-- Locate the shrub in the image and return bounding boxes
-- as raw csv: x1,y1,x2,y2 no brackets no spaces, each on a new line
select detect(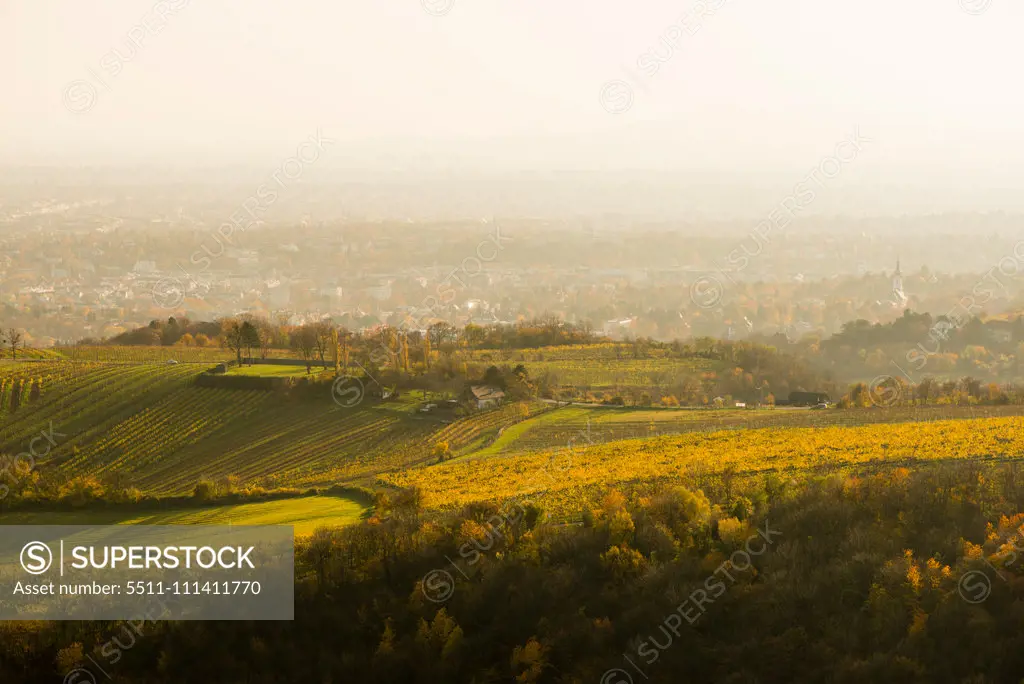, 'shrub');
58,477,106,507
193,479,217,502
